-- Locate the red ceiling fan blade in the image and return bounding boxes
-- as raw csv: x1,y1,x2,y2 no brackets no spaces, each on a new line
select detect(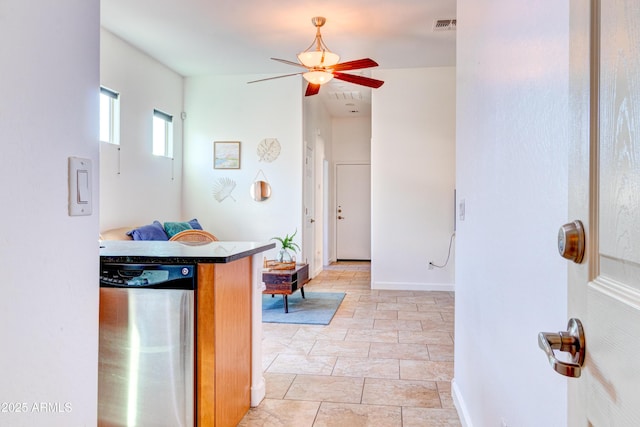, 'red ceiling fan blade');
271,57,308,69
333,72,385,89
247,72,304,84
305,83,321,96
329,58,379,72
